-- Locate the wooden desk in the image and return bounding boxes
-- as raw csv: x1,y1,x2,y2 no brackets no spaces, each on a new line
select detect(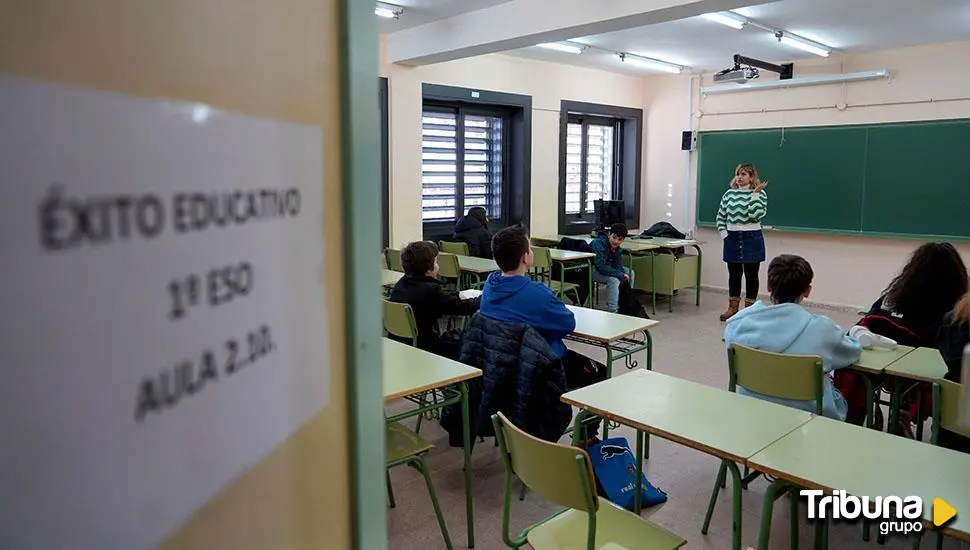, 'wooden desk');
562,369,814,550
381,268,403,288
853,345,916,375
628,236,703,313
548,249,595,307
455,255,497,289
885,346,948,382
748,415,970,546
383,339,482,547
